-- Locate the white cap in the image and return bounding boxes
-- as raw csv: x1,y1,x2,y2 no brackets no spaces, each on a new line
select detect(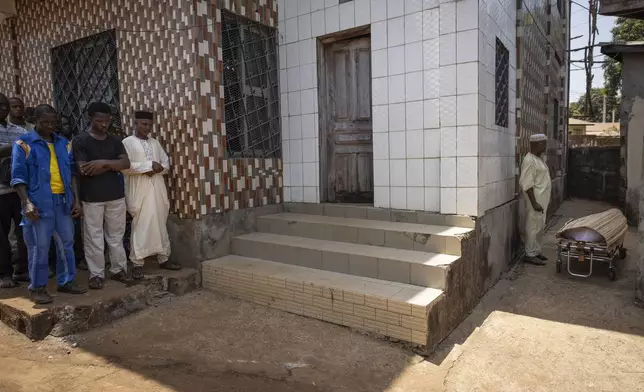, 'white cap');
529,134,547,142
